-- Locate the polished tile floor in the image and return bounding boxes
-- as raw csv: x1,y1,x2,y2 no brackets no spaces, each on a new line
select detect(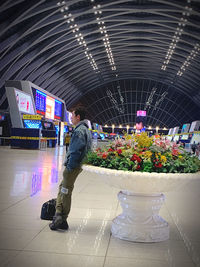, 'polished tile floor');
0,146,200,267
